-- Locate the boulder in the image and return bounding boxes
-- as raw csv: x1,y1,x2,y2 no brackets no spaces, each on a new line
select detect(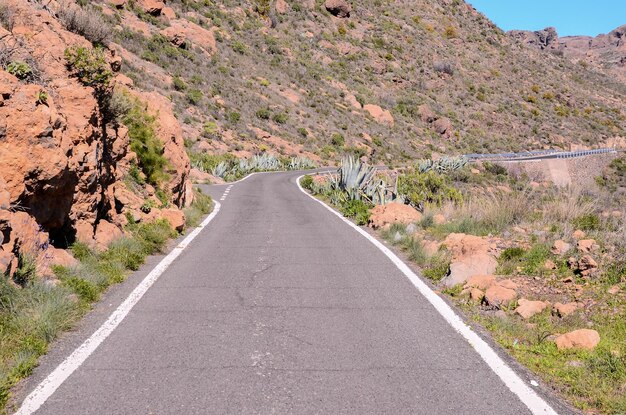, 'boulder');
551,240,571,255
368,203,422,230
440,233,497,287
515,299,549,319
94,220,124,250
160,208,185,232
484,285,517,308
363,104,394,125
417,104,436,123
433,117,453,138
324,0,351,18
136,0,165,15
469,288,484,302
555,329,600,351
